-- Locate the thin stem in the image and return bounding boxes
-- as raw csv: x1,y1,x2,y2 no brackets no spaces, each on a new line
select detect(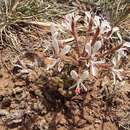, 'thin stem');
91,27,100,46
71,17,80,58
73,32,80,57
